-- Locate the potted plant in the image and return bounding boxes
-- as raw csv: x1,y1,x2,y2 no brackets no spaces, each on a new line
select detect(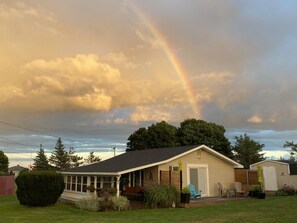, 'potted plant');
256,166,266,199
87,184,95,192
180,186,191,203
249,184,261,197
